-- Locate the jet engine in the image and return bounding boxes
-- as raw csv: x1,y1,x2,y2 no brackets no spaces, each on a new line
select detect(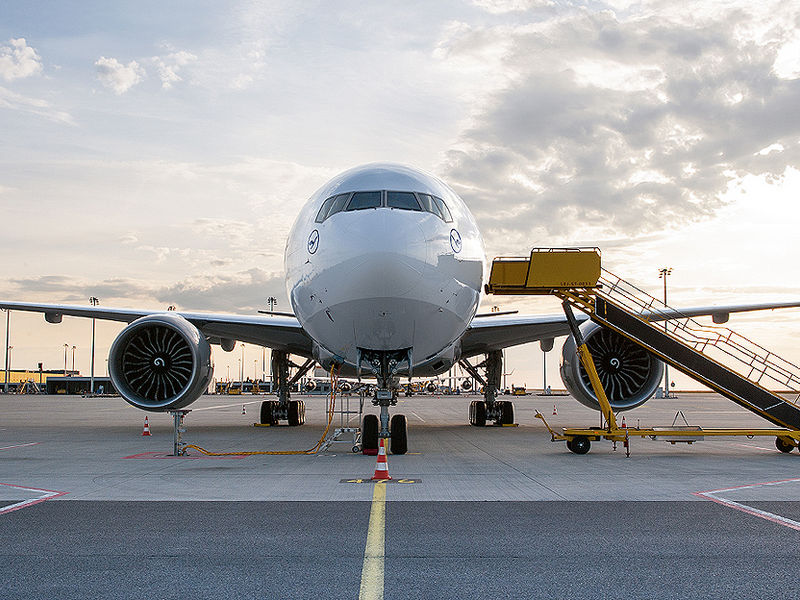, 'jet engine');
304,380,317,392
425,382,437,393
461,379,473,391
339,381,352,393
109,313,213,411
560,322,663,412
